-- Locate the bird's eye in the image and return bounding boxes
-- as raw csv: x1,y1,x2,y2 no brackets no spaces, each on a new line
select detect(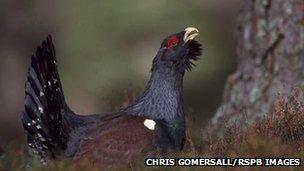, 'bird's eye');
166,36,179,48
